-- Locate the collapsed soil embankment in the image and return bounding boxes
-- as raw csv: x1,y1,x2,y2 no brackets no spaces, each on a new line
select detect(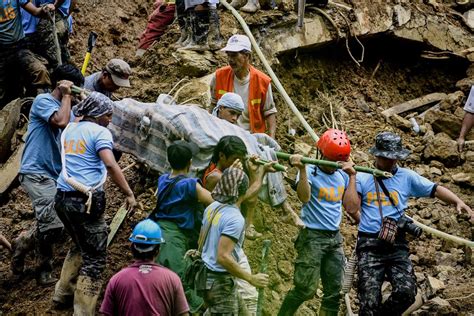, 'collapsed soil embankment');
1,0,473,315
